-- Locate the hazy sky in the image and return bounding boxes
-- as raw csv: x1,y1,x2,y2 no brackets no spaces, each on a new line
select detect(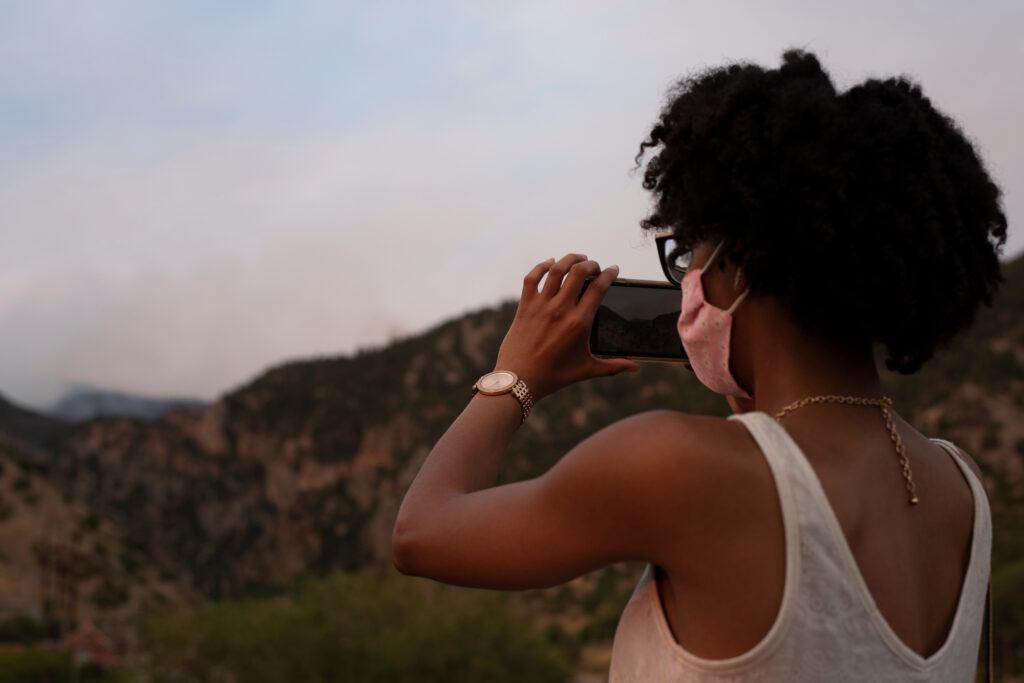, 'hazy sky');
2,2,1021,410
